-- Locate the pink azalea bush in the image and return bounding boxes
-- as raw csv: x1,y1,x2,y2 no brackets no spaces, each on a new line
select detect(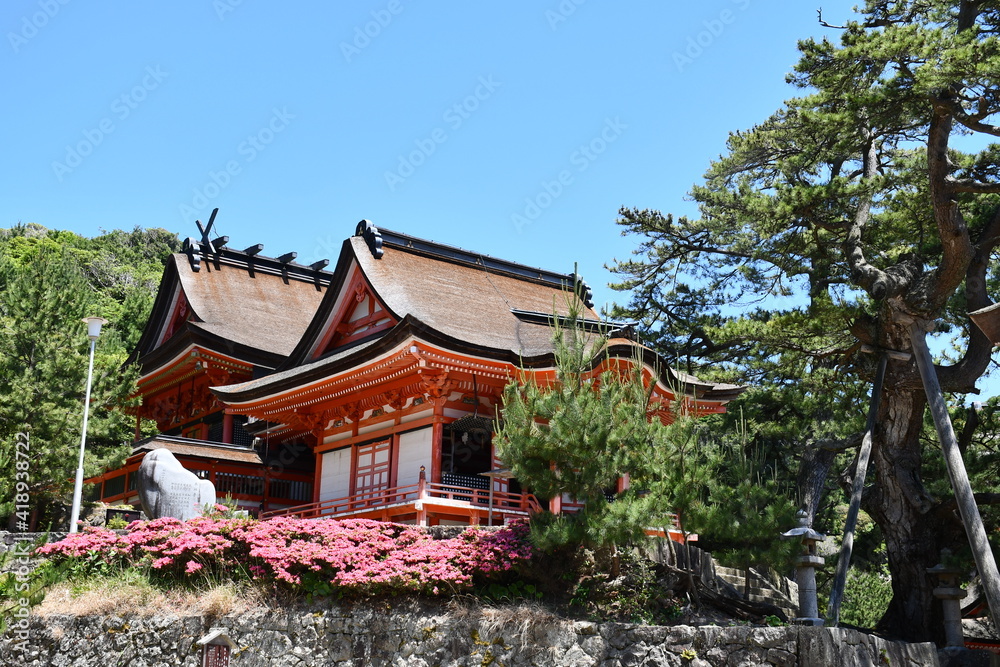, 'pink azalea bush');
36,517,533,598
